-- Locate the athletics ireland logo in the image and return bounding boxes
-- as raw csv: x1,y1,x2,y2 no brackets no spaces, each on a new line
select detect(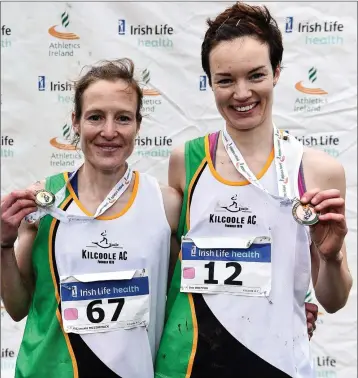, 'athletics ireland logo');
48,11,79,40
142,69,160,96
295,67,327,95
